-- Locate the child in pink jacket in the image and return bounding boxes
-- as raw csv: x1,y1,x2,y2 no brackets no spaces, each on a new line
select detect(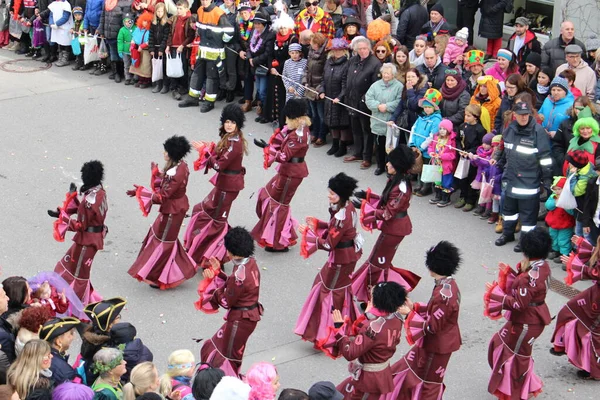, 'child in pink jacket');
443,27,469,70
428,119,458,207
